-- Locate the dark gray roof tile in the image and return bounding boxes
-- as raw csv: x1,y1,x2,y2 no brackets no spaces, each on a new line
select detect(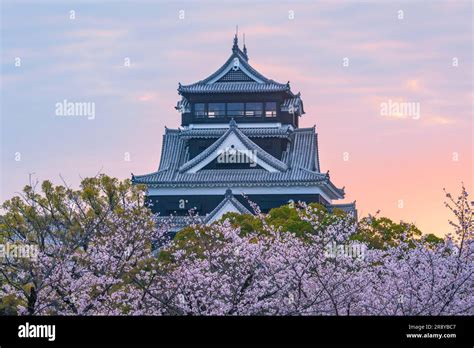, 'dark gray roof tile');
178,123,288,173
132,125,344,199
